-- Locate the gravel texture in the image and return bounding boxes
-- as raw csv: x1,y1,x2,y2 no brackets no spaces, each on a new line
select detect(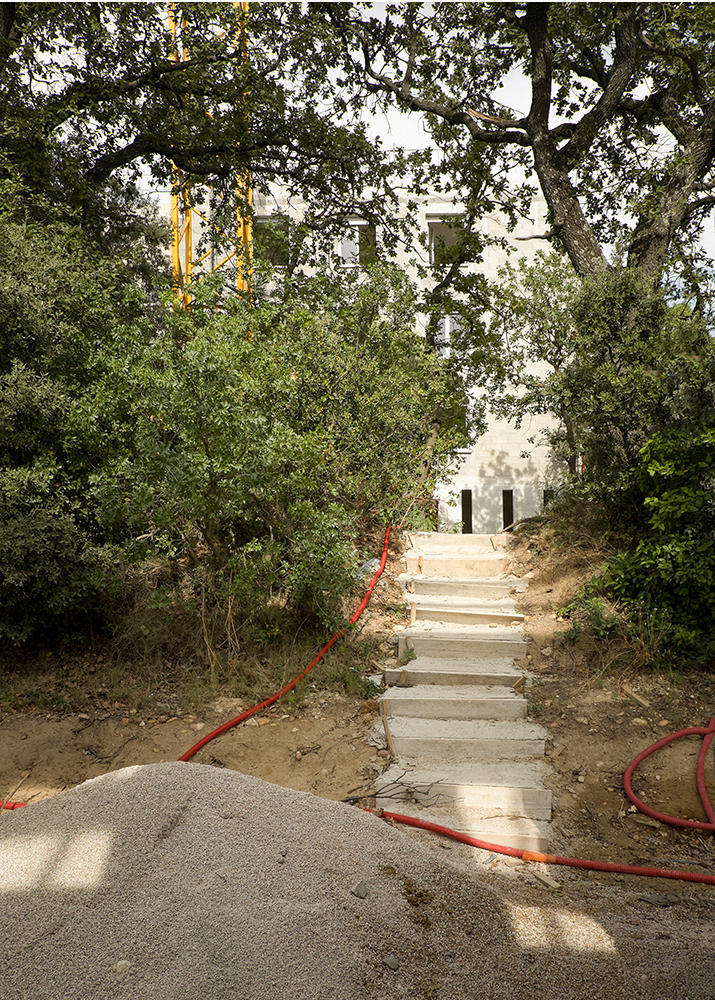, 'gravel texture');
1,763,714,999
